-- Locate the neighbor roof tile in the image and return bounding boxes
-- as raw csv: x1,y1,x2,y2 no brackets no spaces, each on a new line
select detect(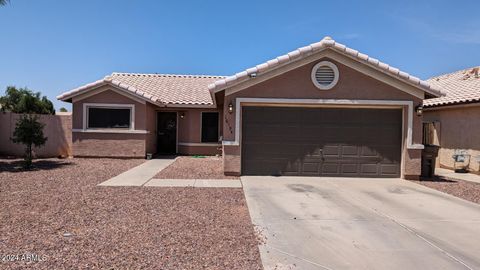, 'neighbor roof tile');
424,67,480,107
